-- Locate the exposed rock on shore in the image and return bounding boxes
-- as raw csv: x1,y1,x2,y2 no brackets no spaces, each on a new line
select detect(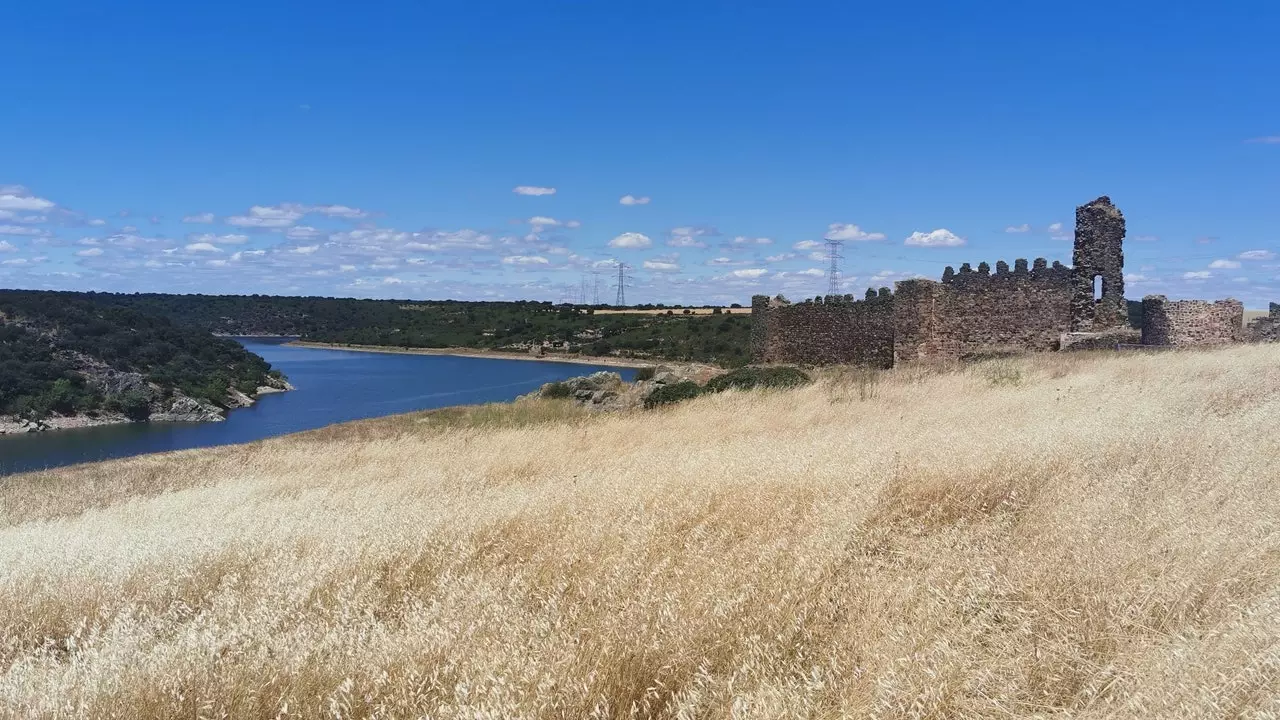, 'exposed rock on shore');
0,376,295,435
525,366,703,412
